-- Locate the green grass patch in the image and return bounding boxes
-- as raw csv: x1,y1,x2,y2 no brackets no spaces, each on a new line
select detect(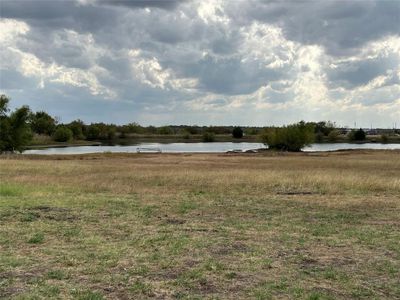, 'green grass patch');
27,232,44,244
